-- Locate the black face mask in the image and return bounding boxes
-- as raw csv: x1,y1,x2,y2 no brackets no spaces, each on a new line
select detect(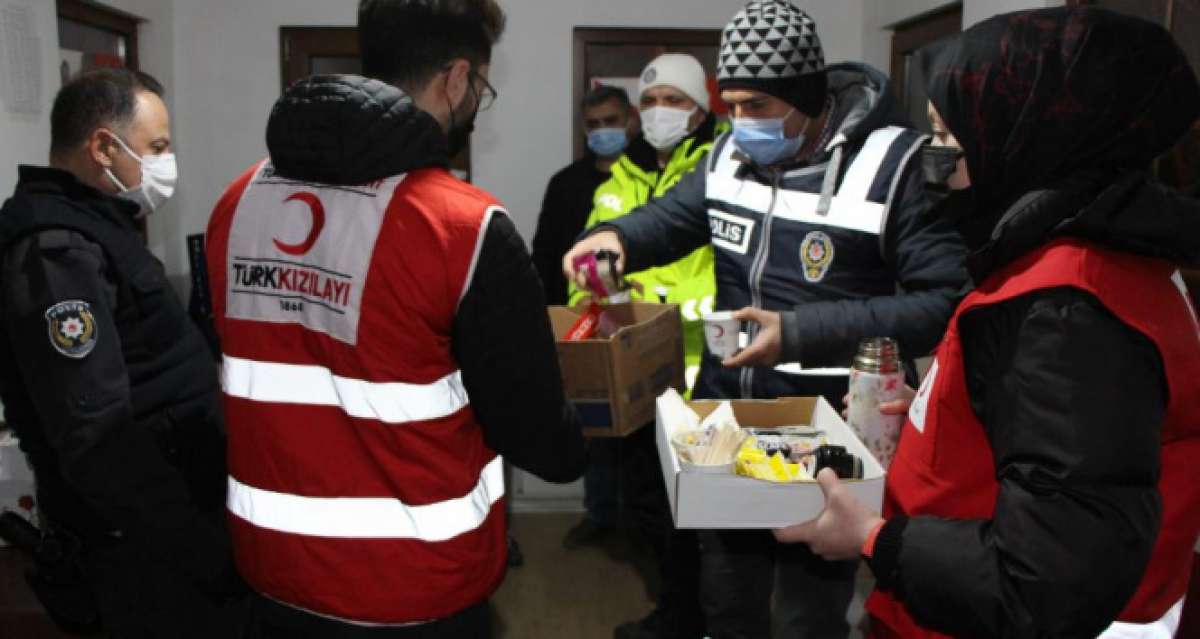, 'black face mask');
446,73,481,157
921,145,964,187
921,145,995,249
